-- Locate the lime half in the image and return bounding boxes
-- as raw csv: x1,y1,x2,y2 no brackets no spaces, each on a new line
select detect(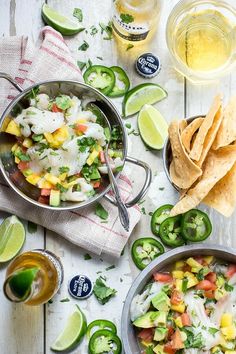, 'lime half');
42,4,85,36
0,215,25,262
51,305,87,352
7,267,39,301
138,104,168,149
123,83,167,117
